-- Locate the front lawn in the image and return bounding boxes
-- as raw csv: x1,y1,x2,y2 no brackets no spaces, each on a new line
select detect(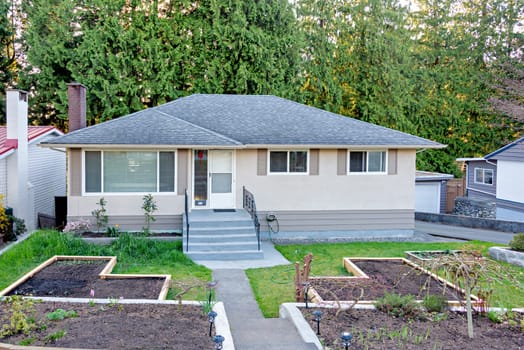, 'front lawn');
0,230,212,300
246,241,524,317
